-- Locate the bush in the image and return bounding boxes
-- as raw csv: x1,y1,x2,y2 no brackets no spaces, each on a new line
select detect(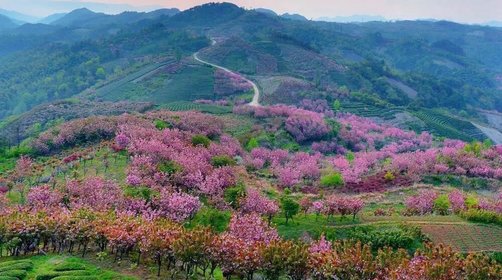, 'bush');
223,184,246,208
191,134,211,147
384,171,395,181
211,155,236,167
54,262,87,272
0,261,33,271
459,209,502,226
0,270,27,279
158,160,183,175
154,119,171,130
188,207,231,232
433,194,451,215
320,172,344,188
348,225,422,250
465,195,479,209
0,276,19,280
246,138,259,151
